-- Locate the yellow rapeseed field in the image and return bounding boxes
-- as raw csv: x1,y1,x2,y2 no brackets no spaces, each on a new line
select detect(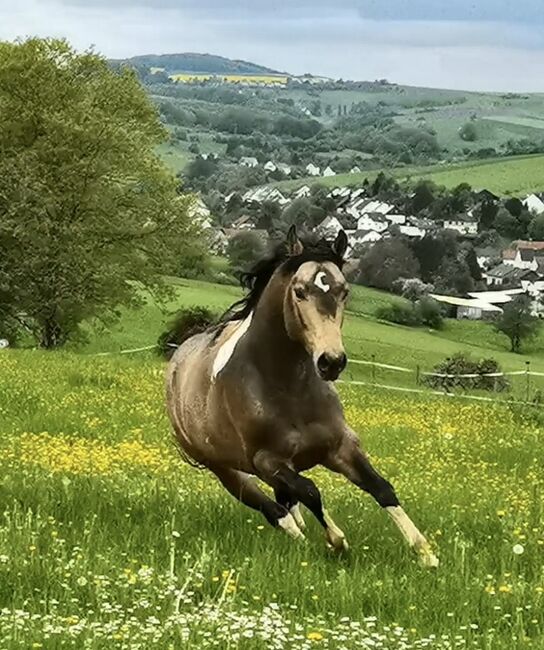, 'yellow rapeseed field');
169,73,288,85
